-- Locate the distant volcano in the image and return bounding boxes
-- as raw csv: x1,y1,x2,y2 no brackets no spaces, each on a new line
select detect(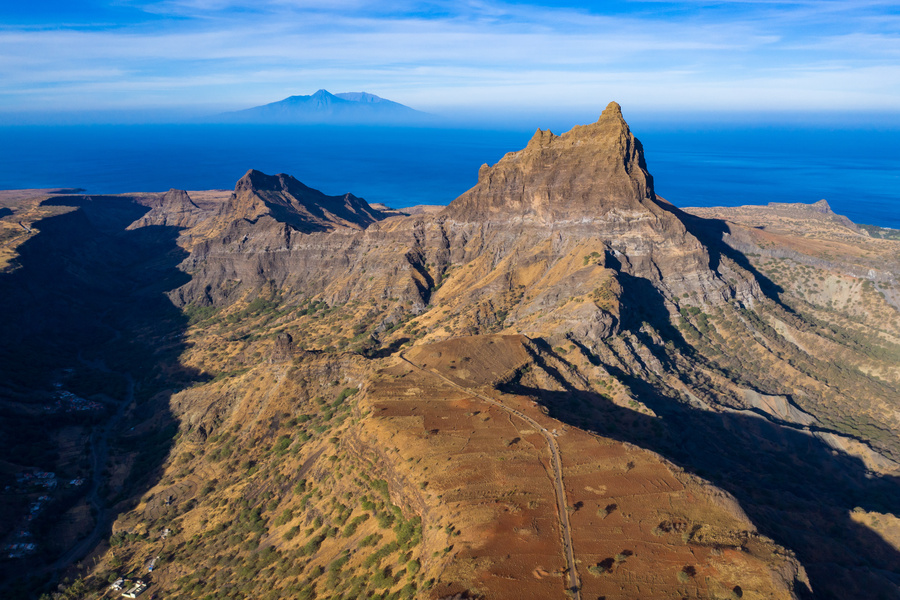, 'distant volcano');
218,89,431,124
